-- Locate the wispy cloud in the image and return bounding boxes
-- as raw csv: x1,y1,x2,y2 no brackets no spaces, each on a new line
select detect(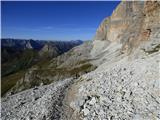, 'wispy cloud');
43,26,54,30
2,26,97,40
3,26,96,32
